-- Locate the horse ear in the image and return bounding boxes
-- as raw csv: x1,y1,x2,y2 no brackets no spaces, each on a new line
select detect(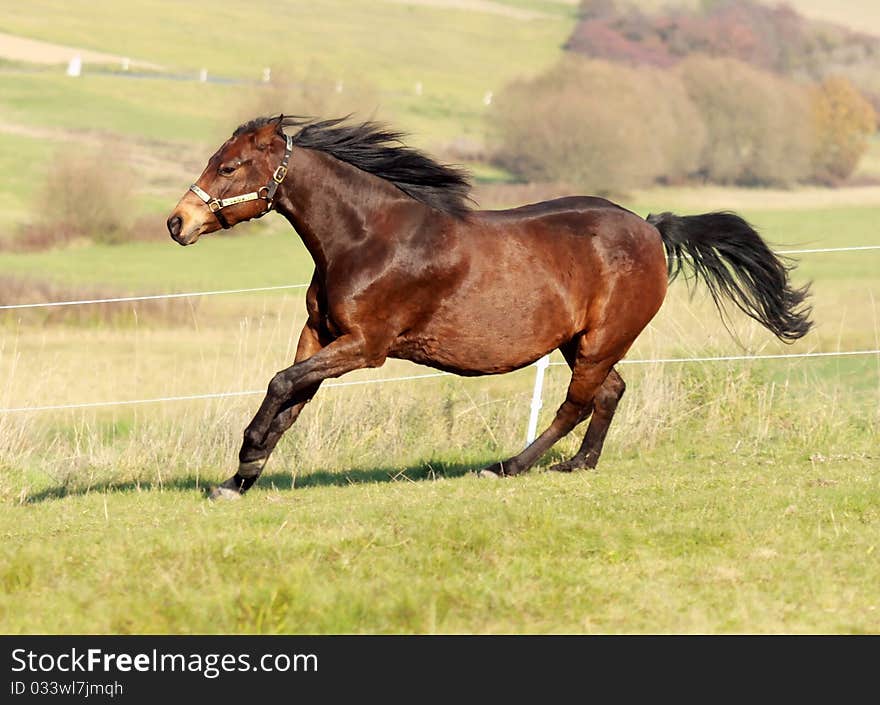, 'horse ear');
254,118,281,149
274,114,284,134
